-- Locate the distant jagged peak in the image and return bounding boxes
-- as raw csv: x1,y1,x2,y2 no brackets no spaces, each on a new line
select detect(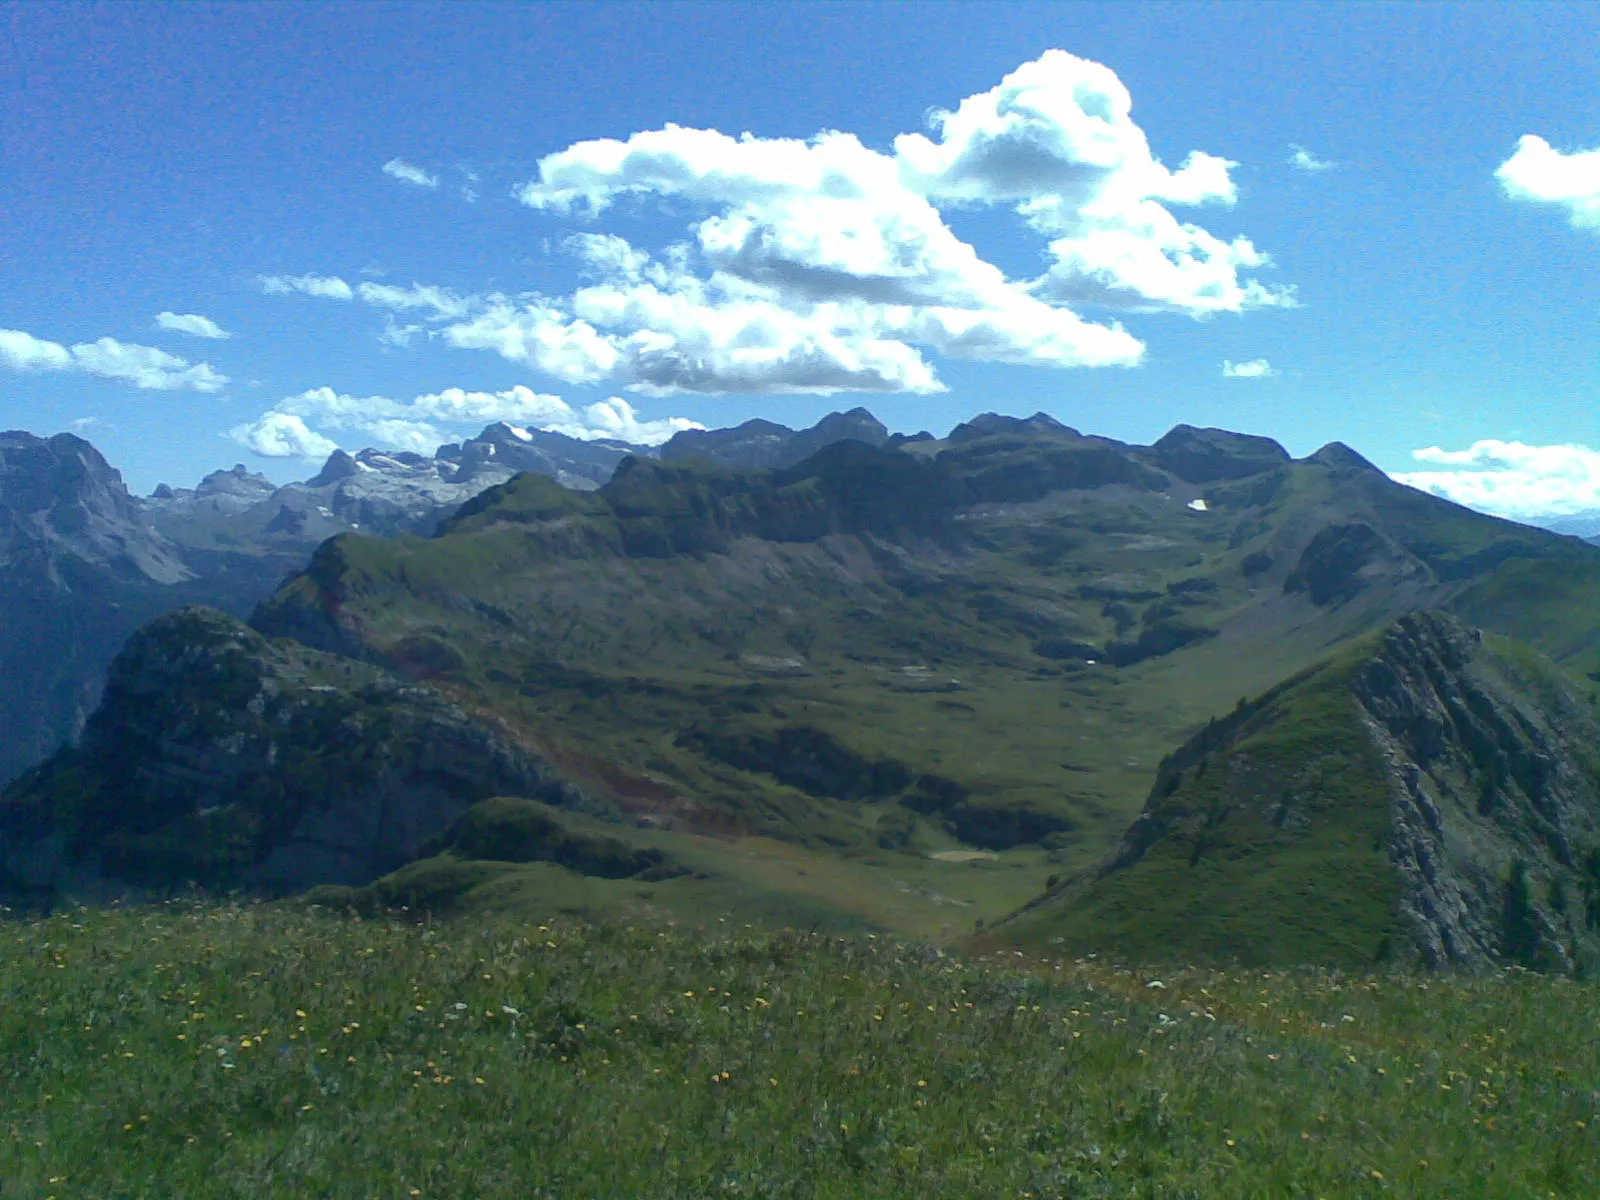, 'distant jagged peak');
660,407,889,469
307,448,361,487
805,407,889,438
1151,423,1290,483
947,411,1081,443
194,461,276,499
352,447,435,474
0,427,190,583
473,420,641,453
